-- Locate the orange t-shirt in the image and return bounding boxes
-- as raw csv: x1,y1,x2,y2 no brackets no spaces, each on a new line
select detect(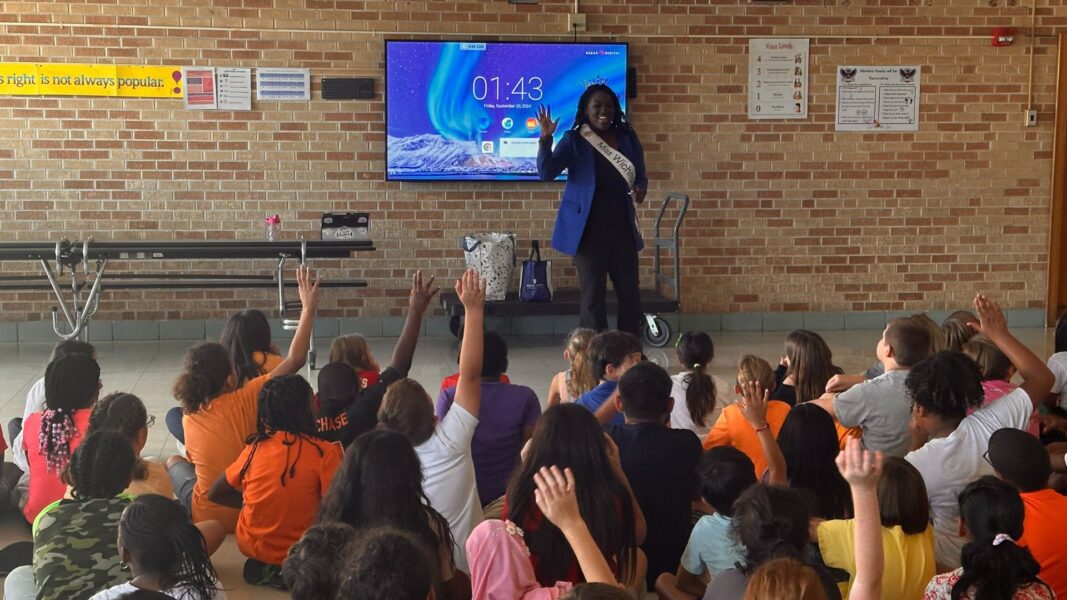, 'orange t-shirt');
702,401,791,478
225,433,343,565
1019,488,1067,599
183,373,271,531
